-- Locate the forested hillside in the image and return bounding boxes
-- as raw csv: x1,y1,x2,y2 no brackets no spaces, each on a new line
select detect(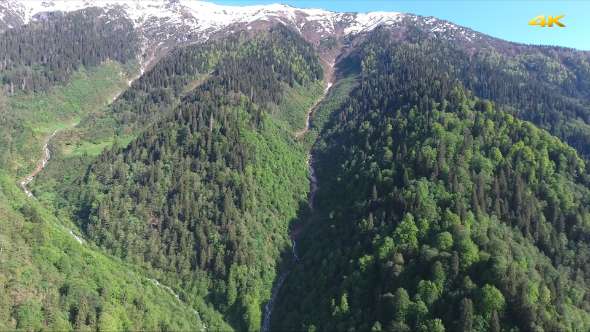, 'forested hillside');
0,7,137,95
40,26,325,331
0,170,231,331
82,28,322,141
3,3,590,331
272,29,590,331
0,7,138,176
389,25,590,157
0,8,230,331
